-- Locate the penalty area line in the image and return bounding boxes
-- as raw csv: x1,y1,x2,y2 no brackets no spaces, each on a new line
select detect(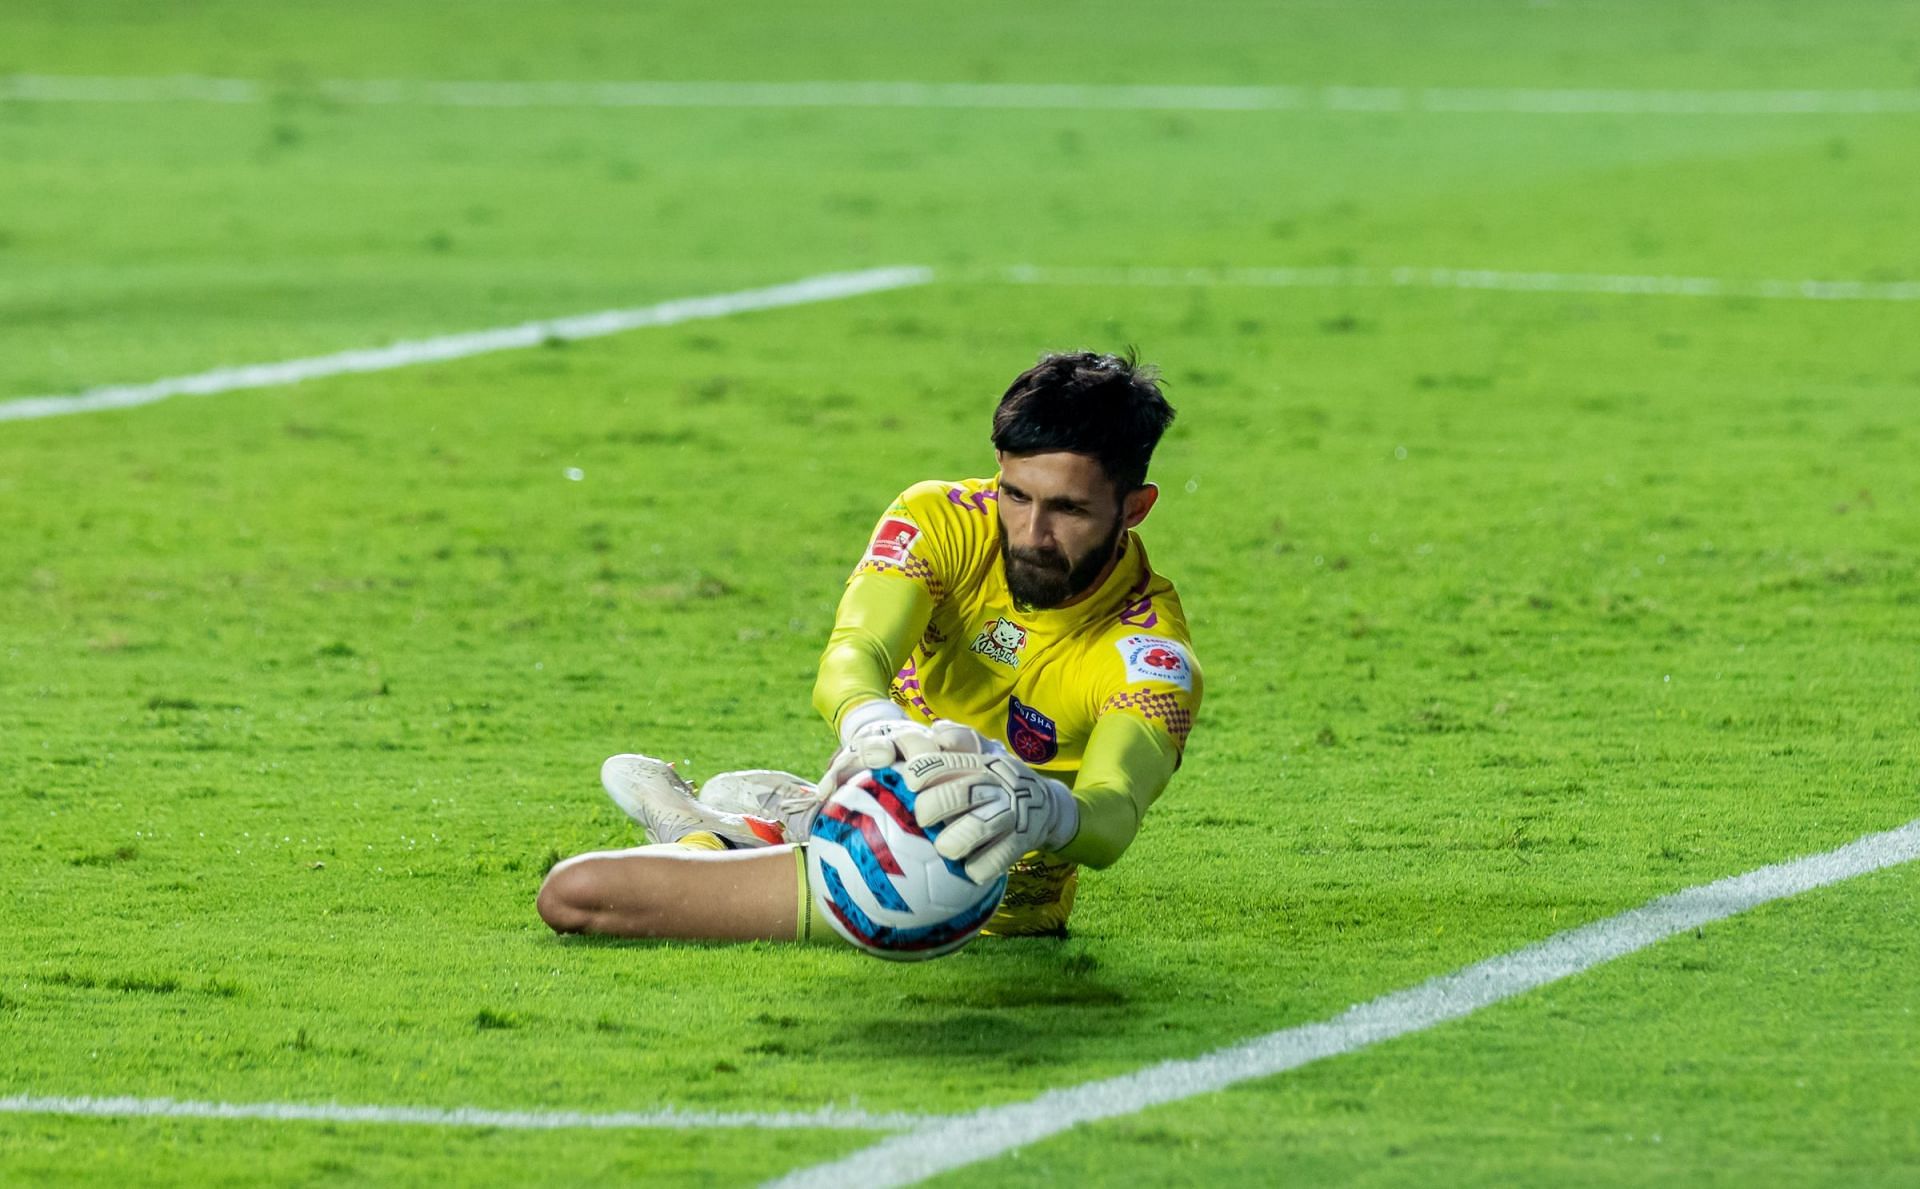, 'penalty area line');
769,817,1920,1188
988,264,1920,303
6,75,1920,115
0,1093,927,1133
0,267,934,425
